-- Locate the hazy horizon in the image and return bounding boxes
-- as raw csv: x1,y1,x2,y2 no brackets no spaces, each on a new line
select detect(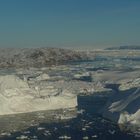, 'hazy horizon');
0,0,140,50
